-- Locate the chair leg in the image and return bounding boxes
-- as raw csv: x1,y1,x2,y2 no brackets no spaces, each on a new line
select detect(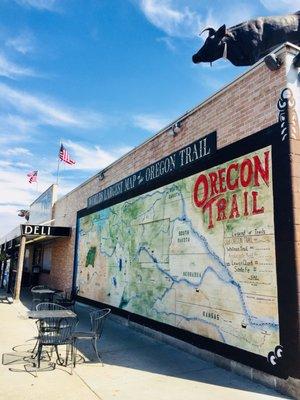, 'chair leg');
92,338,103,366
55,345,63,365
73,340,77,368
70,343,74,375
35,344,42,378
49,345,54,359
37,343,42,369
31,339,38,355
65,344,69,367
